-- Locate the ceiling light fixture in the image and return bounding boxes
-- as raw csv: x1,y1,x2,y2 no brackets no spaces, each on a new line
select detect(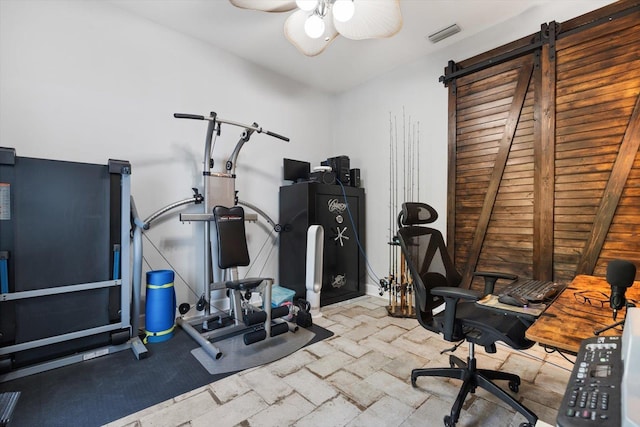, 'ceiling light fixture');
305,13,326,39
302,0,329,39
332,0,355,23
427,23,461,43
230,0,403,57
